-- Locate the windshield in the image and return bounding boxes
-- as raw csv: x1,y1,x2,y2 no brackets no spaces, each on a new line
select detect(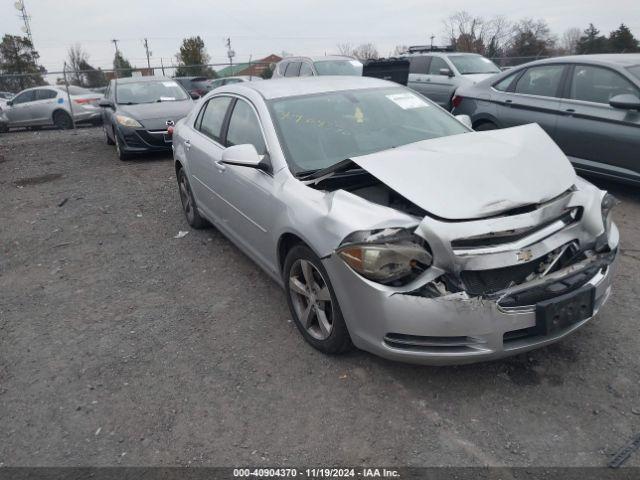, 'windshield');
116,80,189,104
627,65,640,82
270,87,469,174
314,60,363,76
449,55,500,75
